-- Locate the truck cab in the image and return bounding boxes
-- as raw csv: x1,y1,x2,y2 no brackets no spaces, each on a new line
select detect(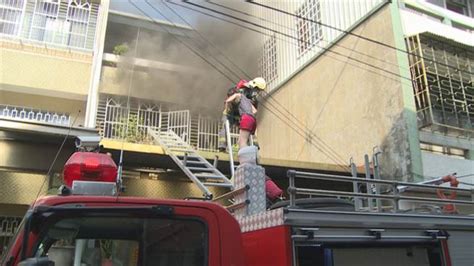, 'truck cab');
2,195,244,266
